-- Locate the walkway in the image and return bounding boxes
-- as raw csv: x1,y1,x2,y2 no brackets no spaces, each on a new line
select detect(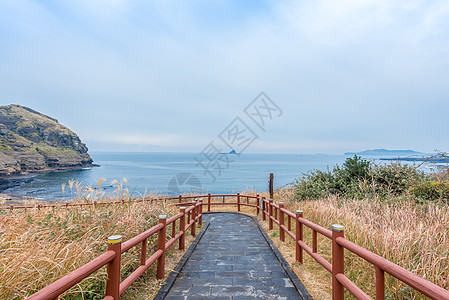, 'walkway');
158,213,312,300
